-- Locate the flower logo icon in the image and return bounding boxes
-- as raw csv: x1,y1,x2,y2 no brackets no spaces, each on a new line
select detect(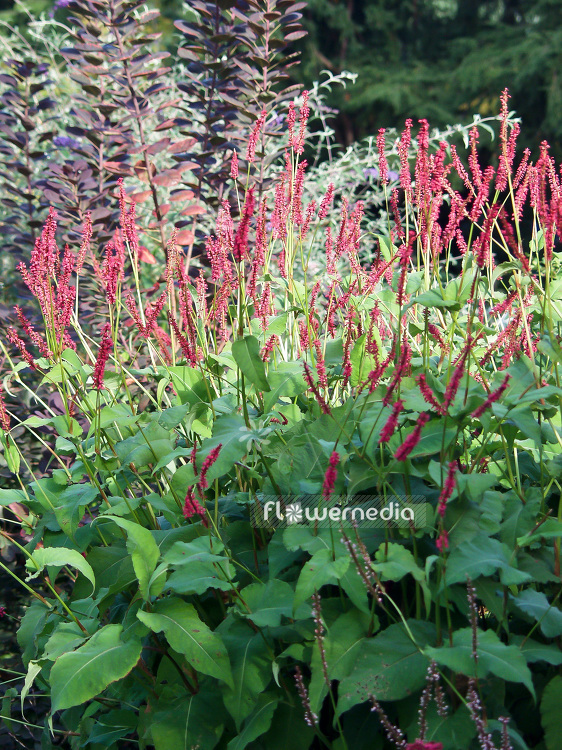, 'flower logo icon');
285,503,303,524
